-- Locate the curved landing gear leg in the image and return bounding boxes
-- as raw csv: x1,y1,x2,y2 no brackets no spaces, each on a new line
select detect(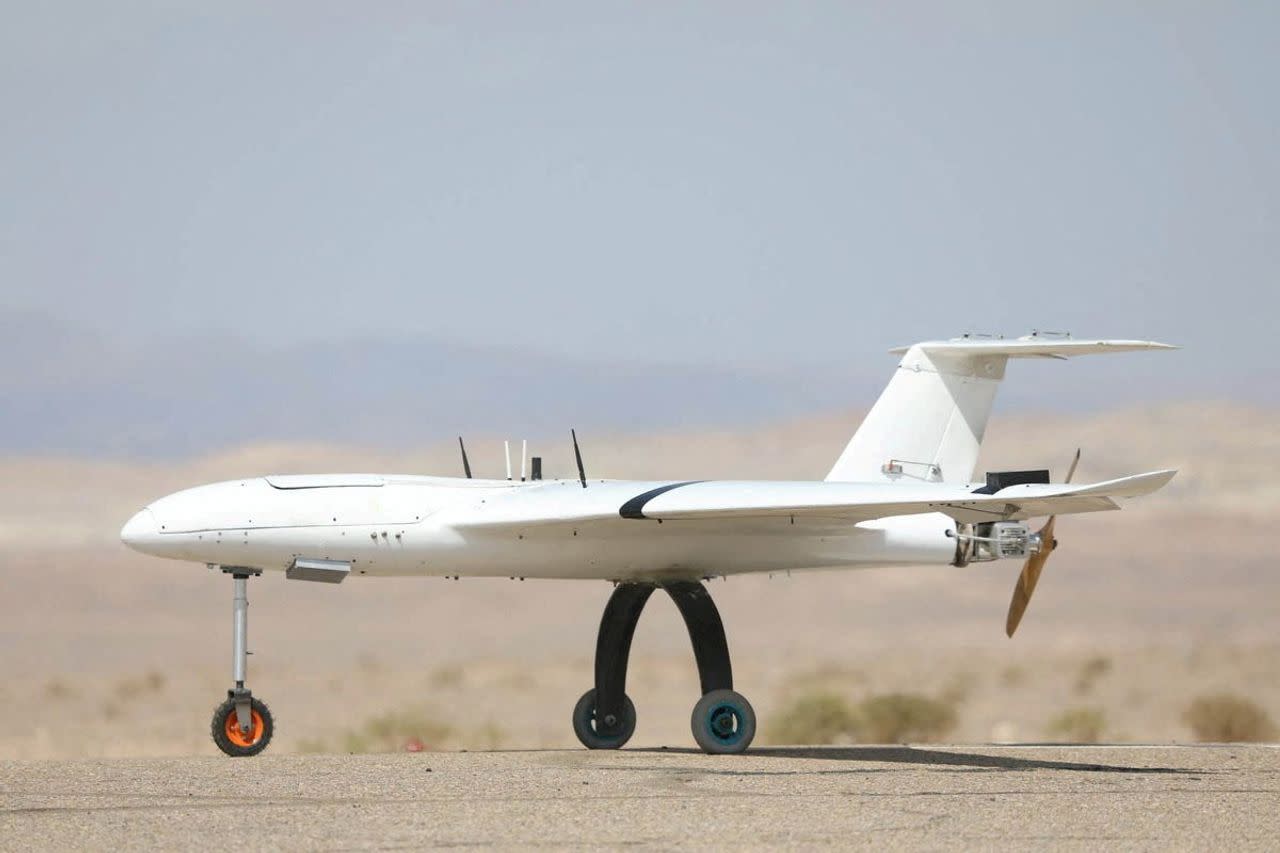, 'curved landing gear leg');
665,582,755,754
211,567,273,757
573,583,652,749
572,580,754,754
